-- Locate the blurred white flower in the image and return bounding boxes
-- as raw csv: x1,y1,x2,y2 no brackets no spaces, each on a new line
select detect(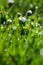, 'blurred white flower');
10,40,12,43
1,25,3,29
18,38,20,41
40,48,43,56
31,22,34,25
30,4,33,8
7,19,12,23
12,26,17,30
8,0,14,3
40,26,42,29
4,49,7,52
7,28,10,30
19,17,27,22
36,30,38,34
8,33,11,37
3,21,6,25
26,10,32,14
39,30,43,35
35,6,38,9
36,22,40,27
